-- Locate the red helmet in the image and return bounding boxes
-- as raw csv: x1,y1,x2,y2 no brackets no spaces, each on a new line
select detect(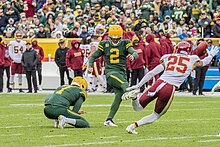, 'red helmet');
176,41,191,55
